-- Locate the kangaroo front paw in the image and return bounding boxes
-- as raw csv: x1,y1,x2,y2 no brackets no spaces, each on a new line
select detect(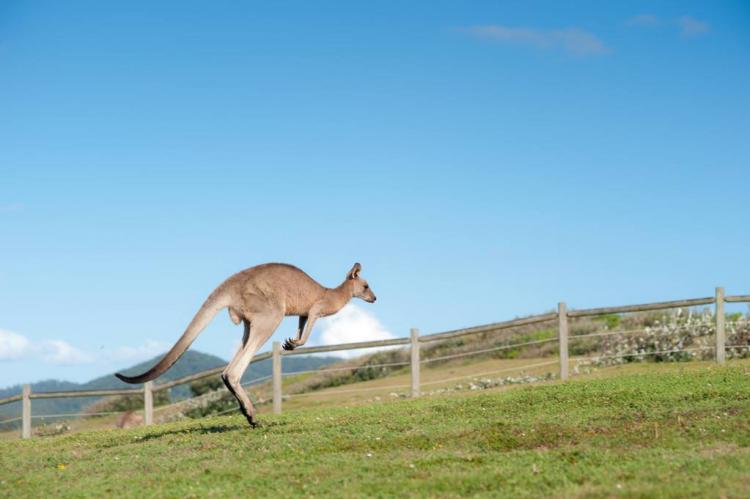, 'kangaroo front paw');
282,338,298,351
